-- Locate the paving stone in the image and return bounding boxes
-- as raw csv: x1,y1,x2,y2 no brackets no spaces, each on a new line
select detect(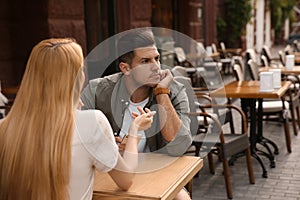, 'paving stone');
191,60,300,199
